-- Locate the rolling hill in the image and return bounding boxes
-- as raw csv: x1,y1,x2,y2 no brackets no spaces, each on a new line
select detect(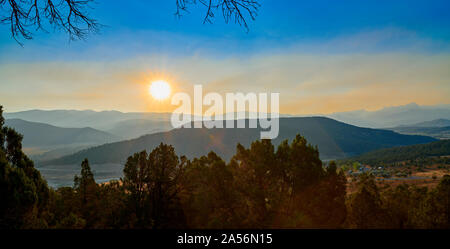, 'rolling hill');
387,119,450,139
106,119,173,139
41,117,436,166
409,118,450,127
7,106,450,140
5,119,119,147
4,109,173,131
344,139,450,165
387,126,450,140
